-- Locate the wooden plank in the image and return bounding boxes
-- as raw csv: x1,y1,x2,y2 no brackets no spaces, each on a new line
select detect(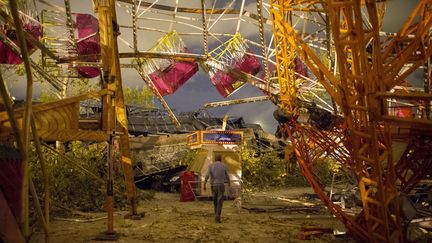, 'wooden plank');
0,89,111,122
38,130,110,142
0,129,110,142
1,103,78,133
